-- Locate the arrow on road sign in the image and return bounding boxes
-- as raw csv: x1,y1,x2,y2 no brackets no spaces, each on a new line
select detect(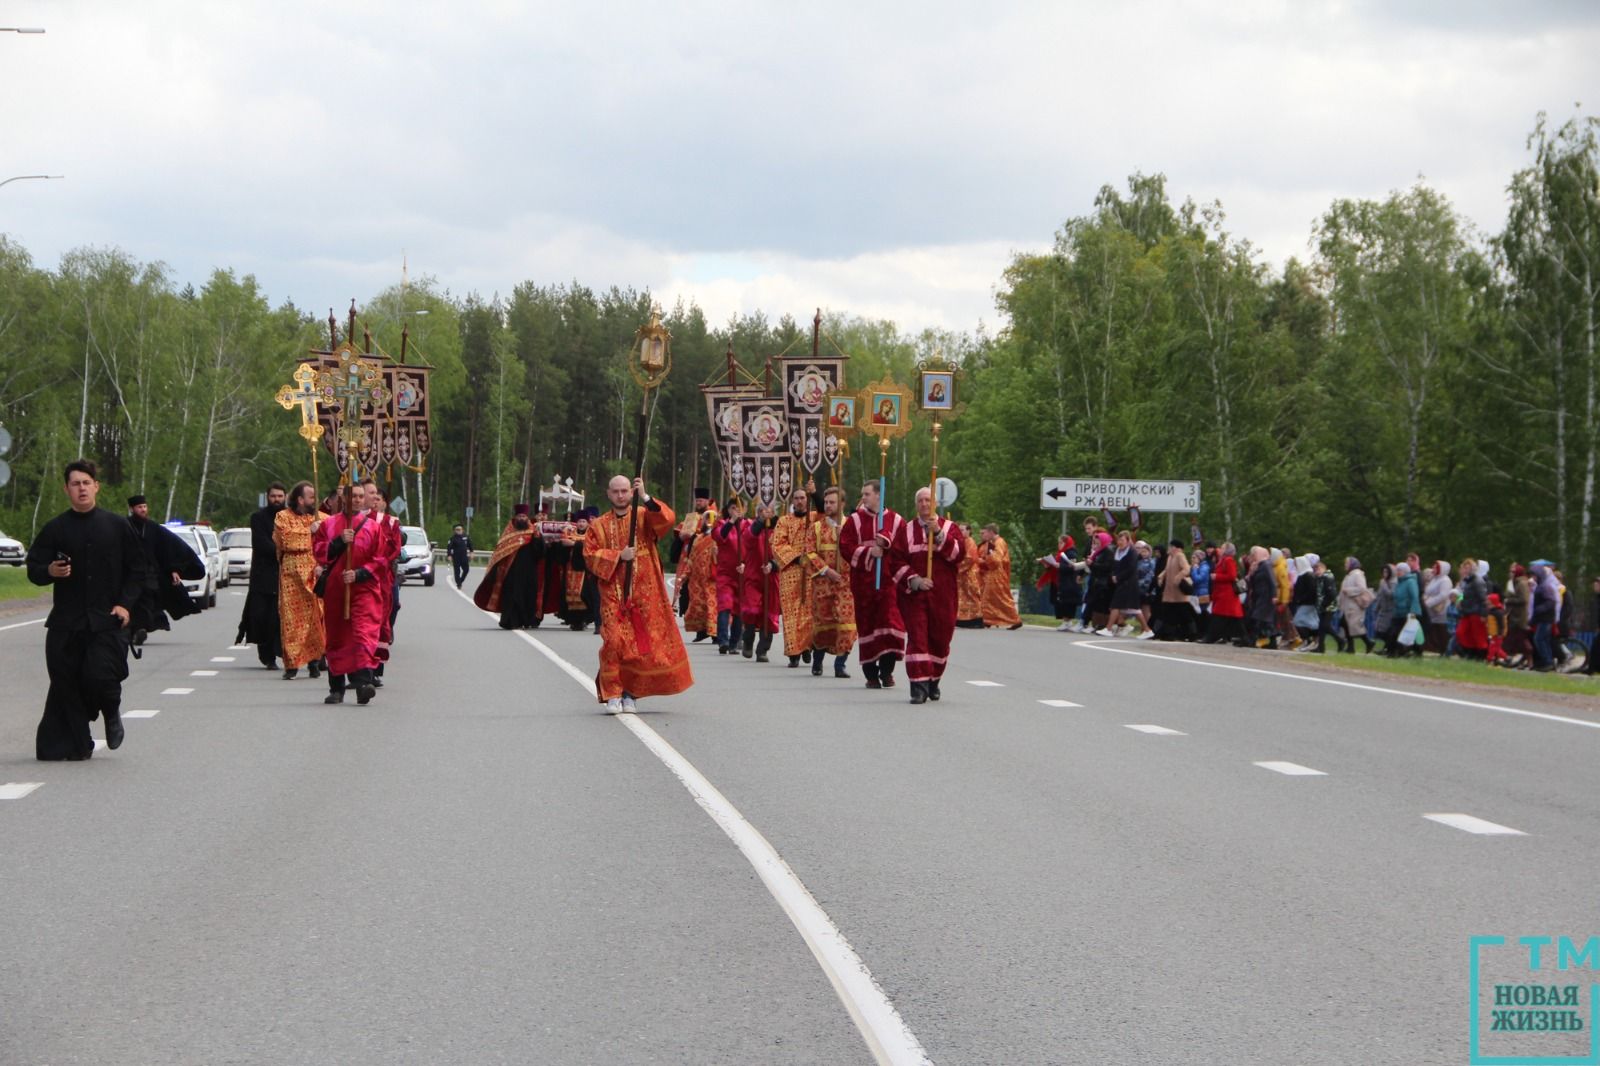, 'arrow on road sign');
1044,486,1067,501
